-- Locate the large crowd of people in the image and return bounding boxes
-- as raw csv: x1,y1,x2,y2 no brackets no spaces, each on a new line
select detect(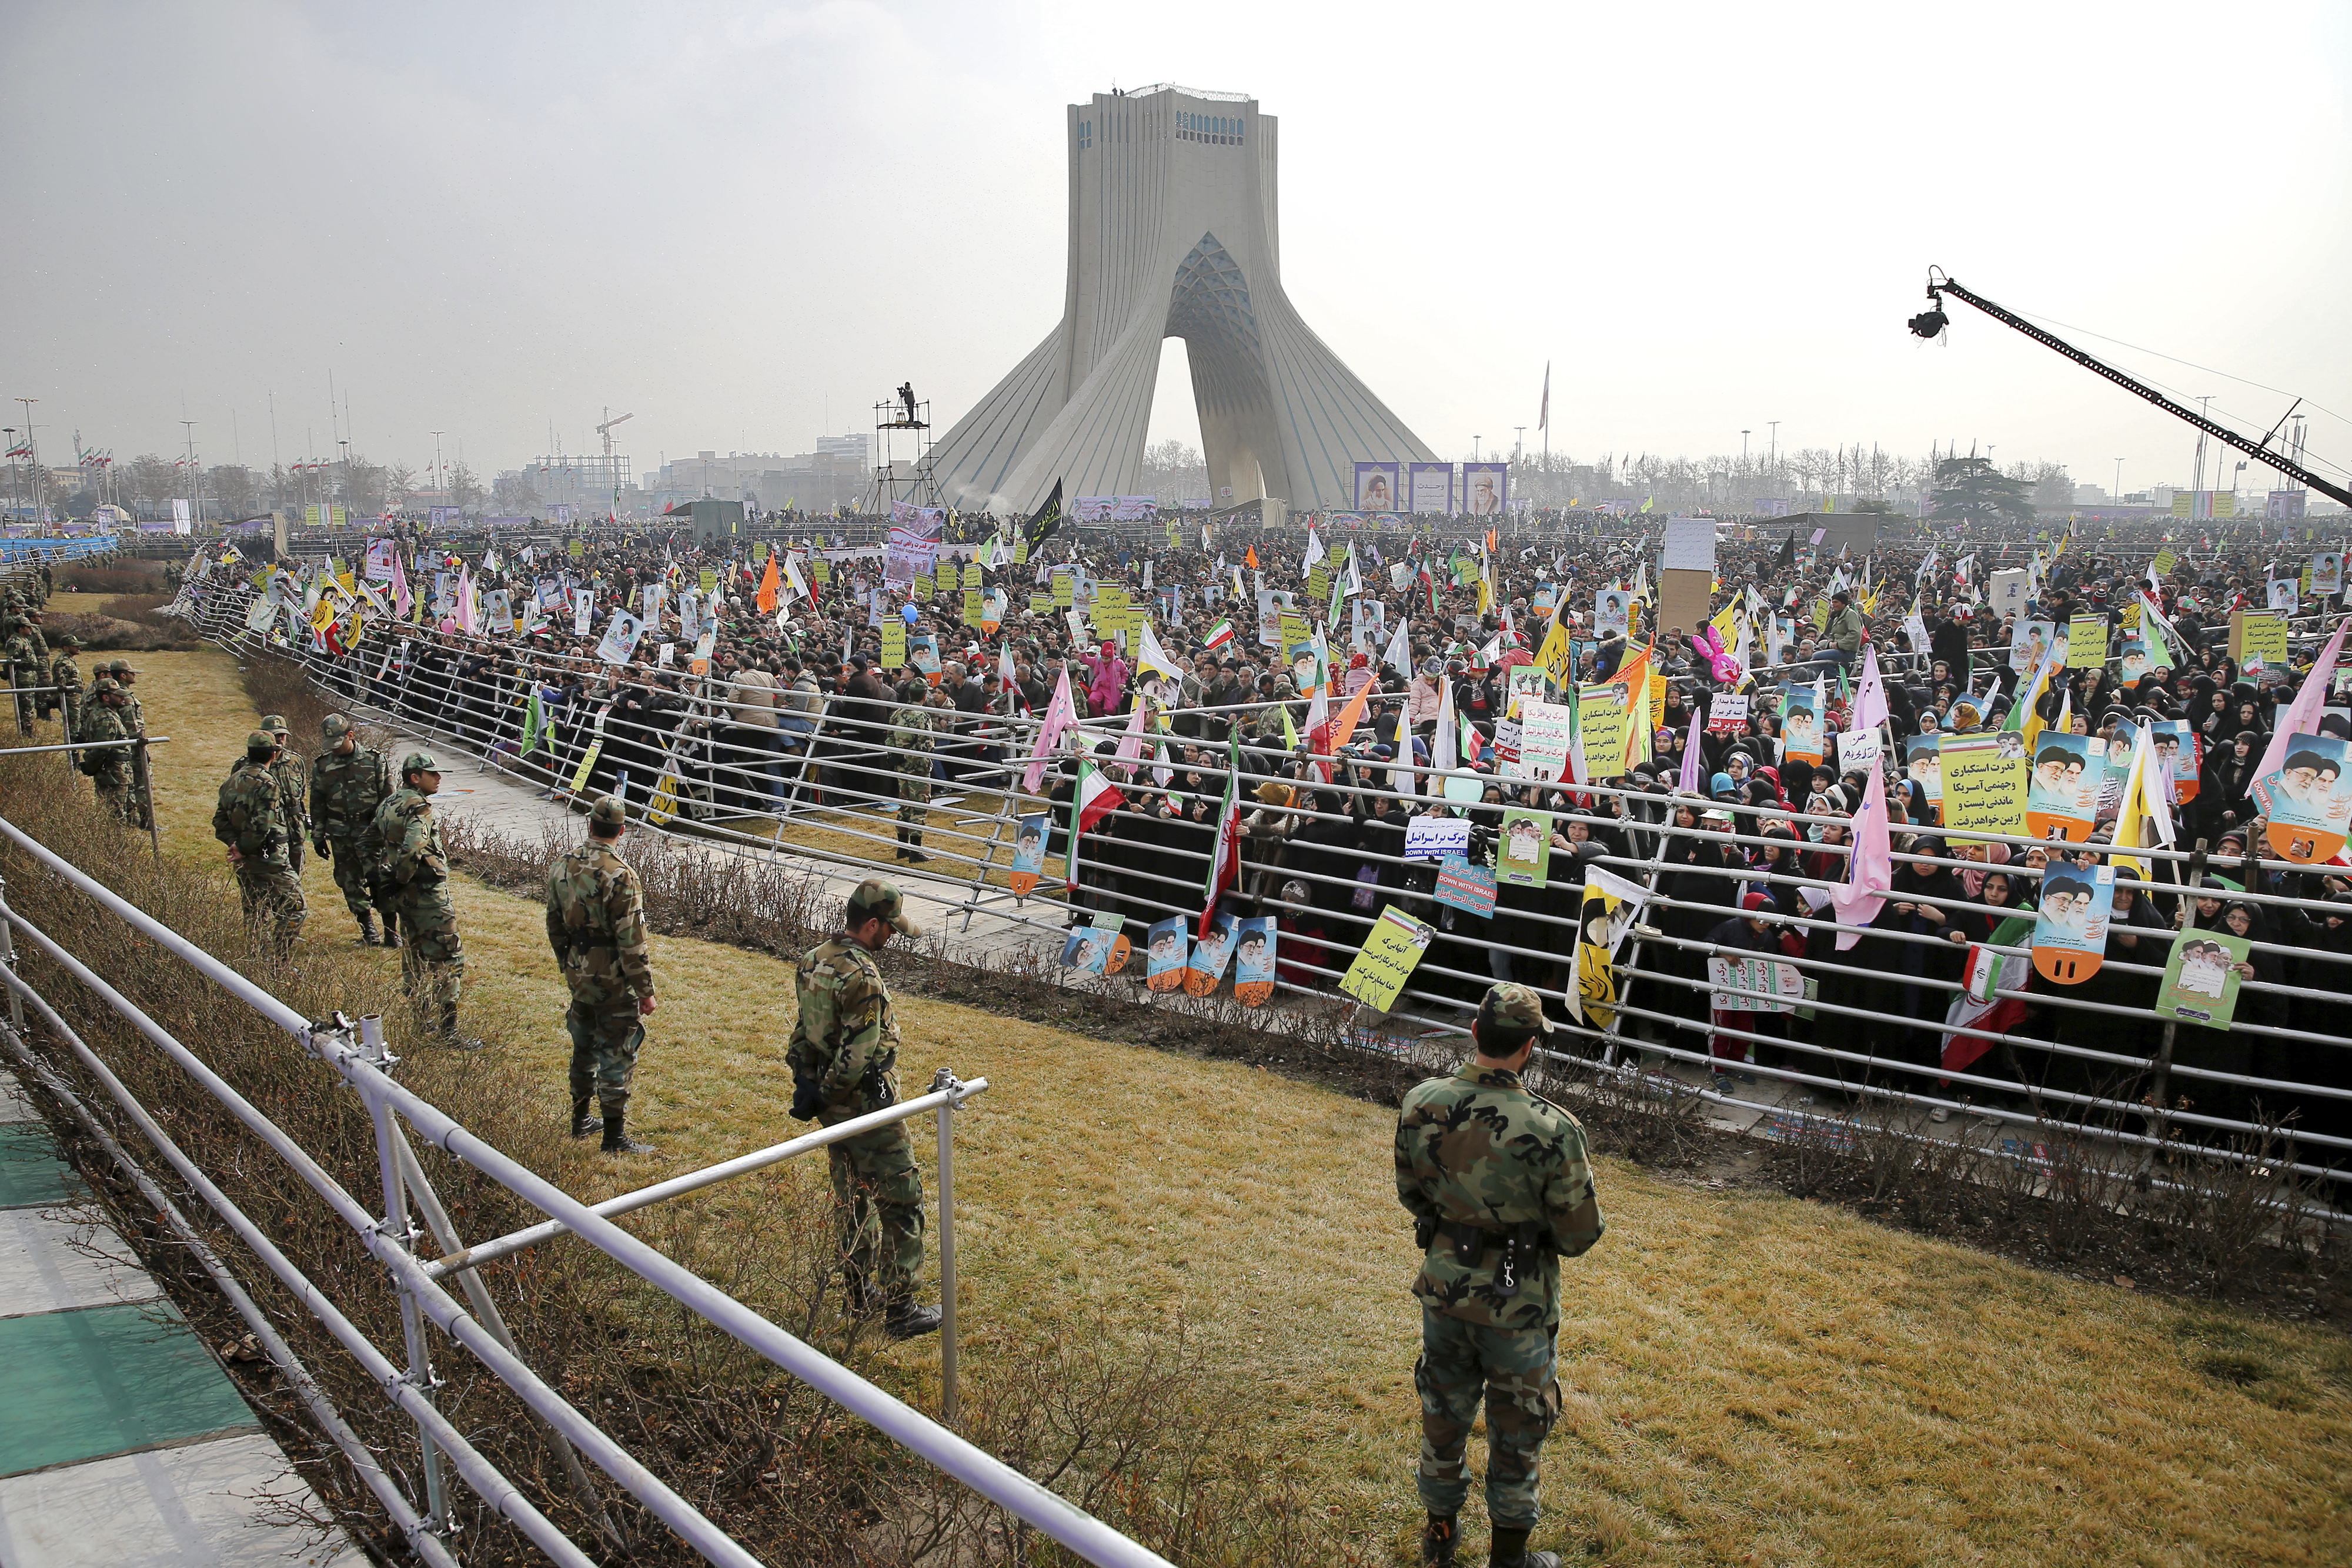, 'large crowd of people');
169,504,2352,1151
